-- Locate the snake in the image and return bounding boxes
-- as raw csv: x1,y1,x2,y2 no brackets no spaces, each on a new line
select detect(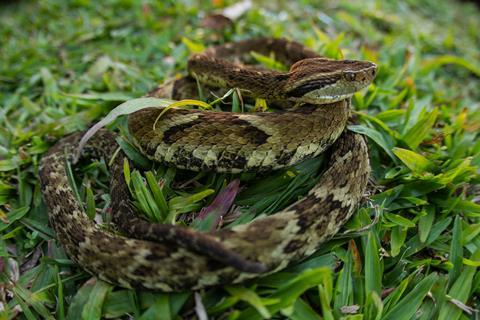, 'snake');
39,38,376,291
